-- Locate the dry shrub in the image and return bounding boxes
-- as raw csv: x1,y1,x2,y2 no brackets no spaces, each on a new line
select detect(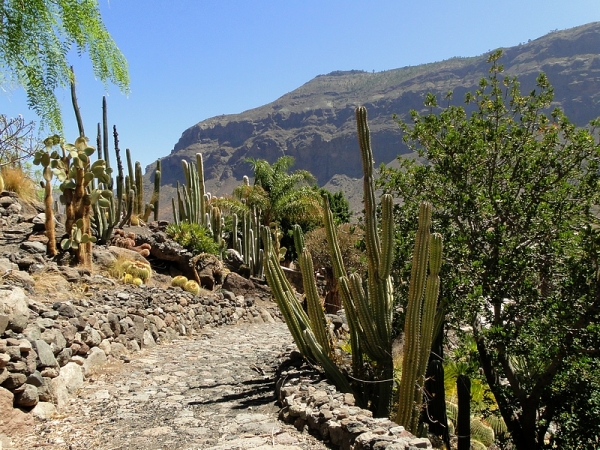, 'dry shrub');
304,223,366,276
1,166,38,202
32,270,88,301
